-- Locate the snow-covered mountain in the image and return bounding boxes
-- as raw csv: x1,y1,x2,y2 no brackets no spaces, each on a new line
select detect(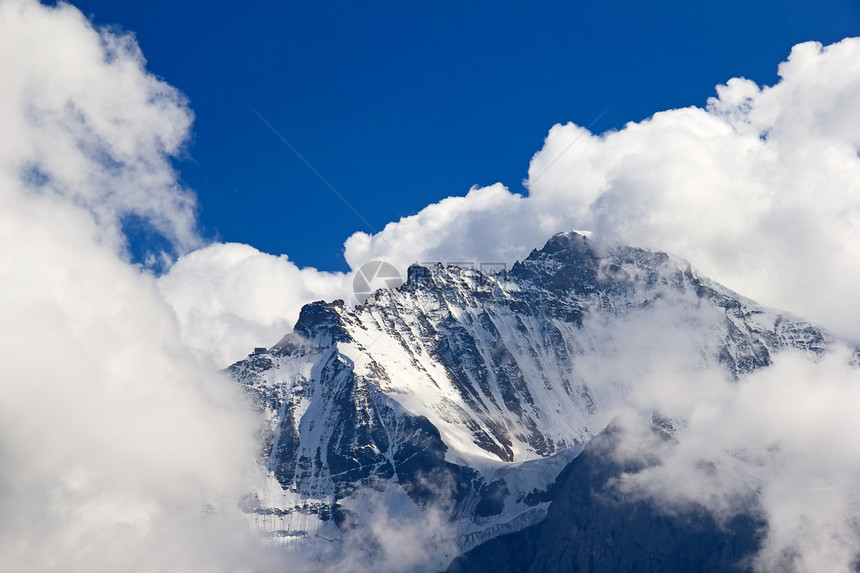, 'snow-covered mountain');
227,231,830,568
